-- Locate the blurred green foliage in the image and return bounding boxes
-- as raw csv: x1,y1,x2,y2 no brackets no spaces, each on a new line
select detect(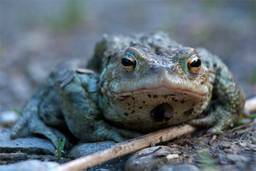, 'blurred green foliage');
247,113,256,119
47,0,86,32
201,0,223,10
13,108,22,116
249,67,256,84
55,138,66,160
